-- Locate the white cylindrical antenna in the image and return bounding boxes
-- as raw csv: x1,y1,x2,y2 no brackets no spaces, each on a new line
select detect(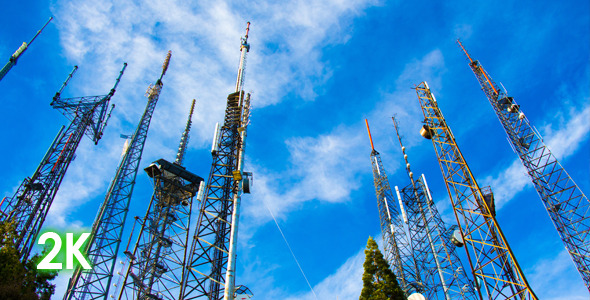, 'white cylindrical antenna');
395,186,408,224
196,181,206,203
421,174,434,204
211,122,220,154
